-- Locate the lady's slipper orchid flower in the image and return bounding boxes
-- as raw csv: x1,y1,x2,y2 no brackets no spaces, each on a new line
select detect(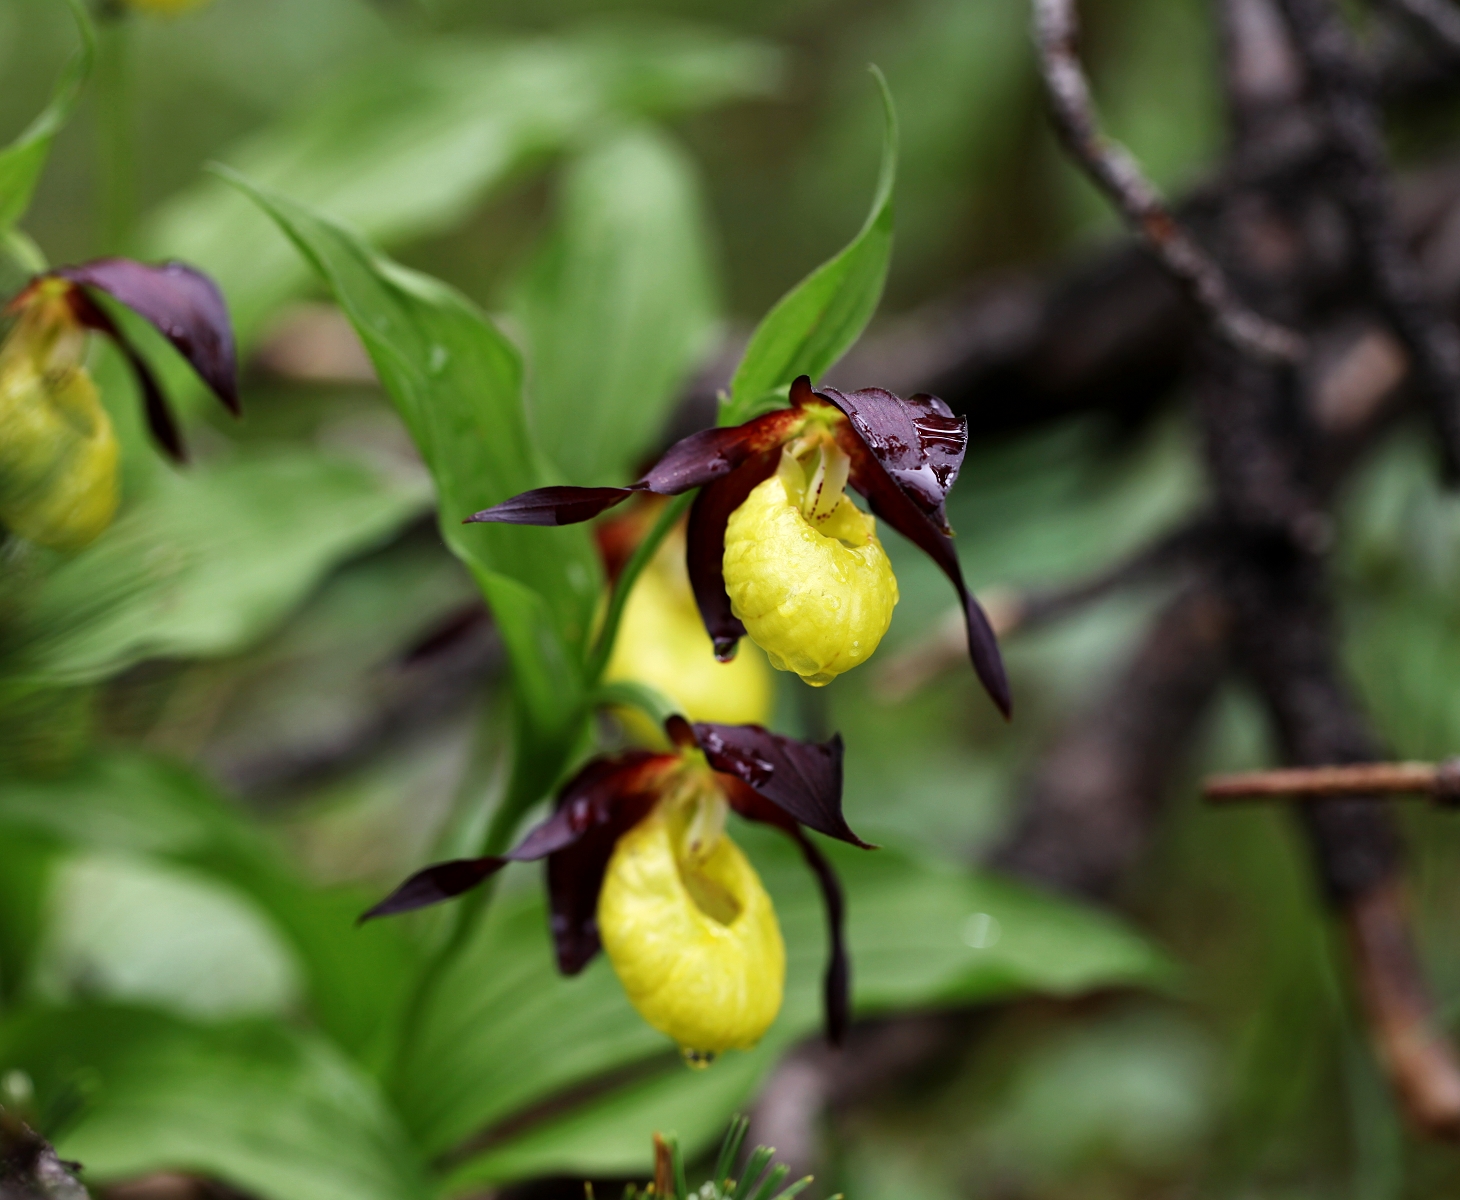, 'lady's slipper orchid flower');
364,717,867,1060
0,259,238,548
469,376,1010,714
